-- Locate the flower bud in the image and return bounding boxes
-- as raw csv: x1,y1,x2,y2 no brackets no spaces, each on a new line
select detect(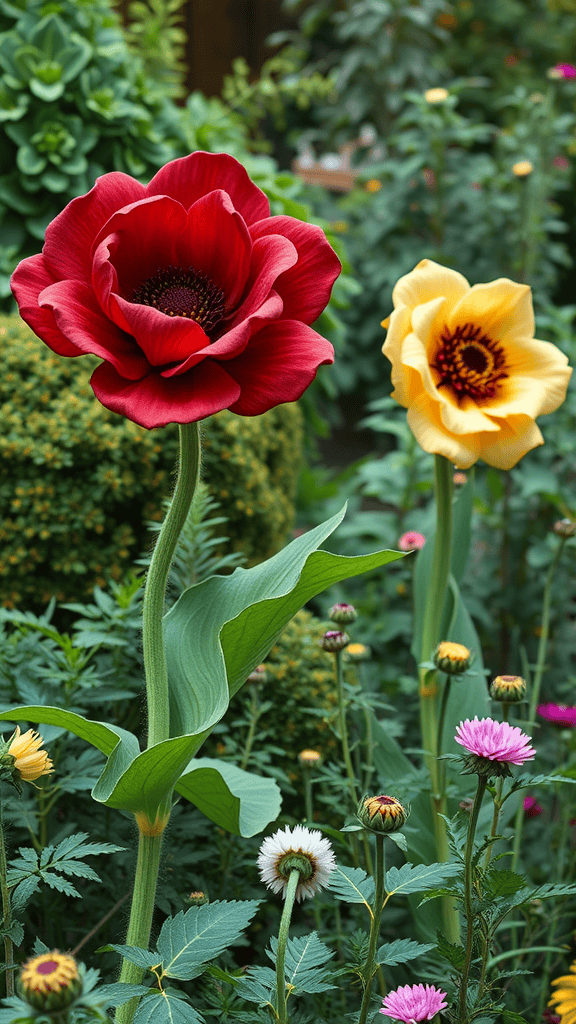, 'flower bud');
459,798,474,813
19,951,82,1011
490,675,526,703
358,794,408,833
320,630,349,653
453,472,467,486
298,749,322,768
523,795,543,818
328,602,357,624
398,531,425,552
247,664,267,684
434,641,472,675
553,518,576,538
185,891,209,905
344,642,371,663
